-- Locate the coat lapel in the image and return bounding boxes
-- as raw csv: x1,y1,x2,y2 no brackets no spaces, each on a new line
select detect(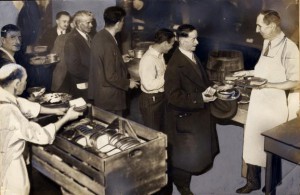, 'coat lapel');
174,49,206,87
